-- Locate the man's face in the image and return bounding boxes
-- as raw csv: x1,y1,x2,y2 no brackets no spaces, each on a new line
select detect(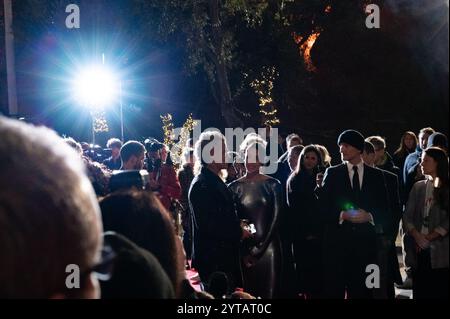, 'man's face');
419,132,431,150
131,152,145,170
111,147,120,158
362,151,376,167
148,150,160,161
288,138,301,150
288,152,300,172
373,146,385,164
339,143,361,162
210,140,228,170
